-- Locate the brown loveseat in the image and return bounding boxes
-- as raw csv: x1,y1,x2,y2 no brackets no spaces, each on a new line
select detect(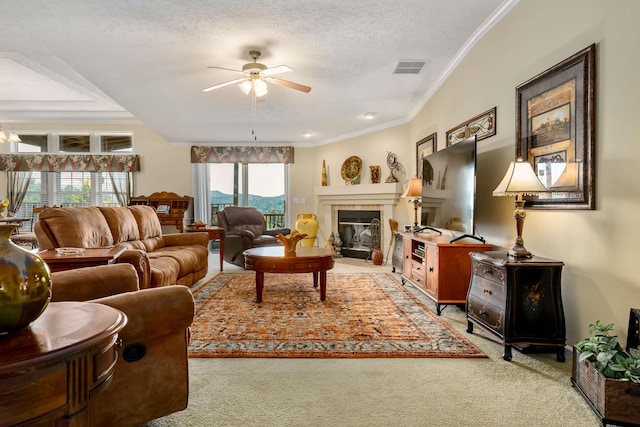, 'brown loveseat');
216,206,291,266
51,263,194,426
35,205,209,287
